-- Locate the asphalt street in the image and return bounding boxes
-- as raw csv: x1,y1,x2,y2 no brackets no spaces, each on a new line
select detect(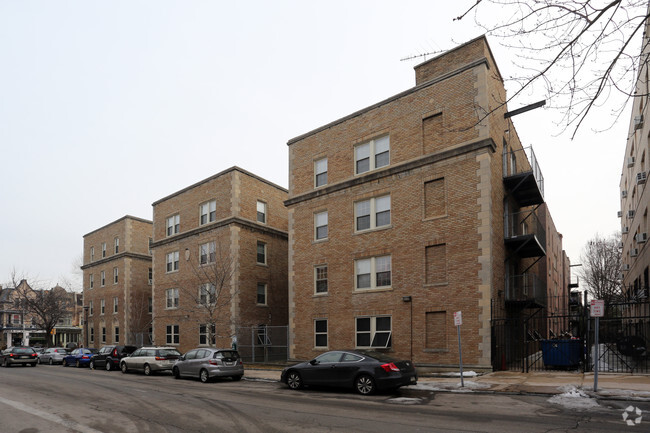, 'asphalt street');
0,364,645,432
